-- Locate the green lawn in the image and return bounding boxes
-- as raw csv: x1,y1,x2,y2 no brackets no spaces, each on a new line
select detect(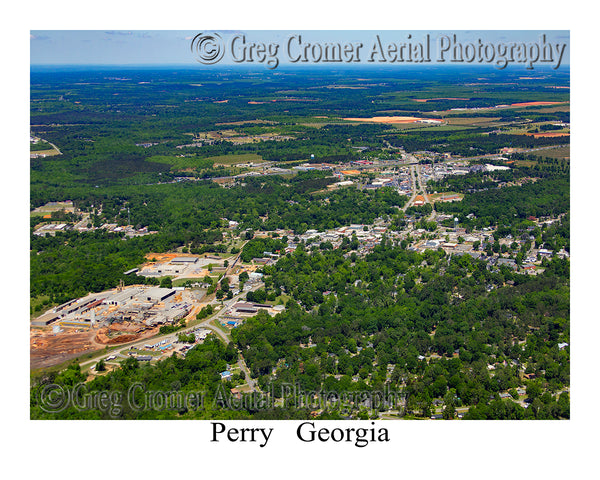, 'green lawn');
207,153,264,165
210,318,233,338
30,295,57,319
147,153,264,171
528,145,570,160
